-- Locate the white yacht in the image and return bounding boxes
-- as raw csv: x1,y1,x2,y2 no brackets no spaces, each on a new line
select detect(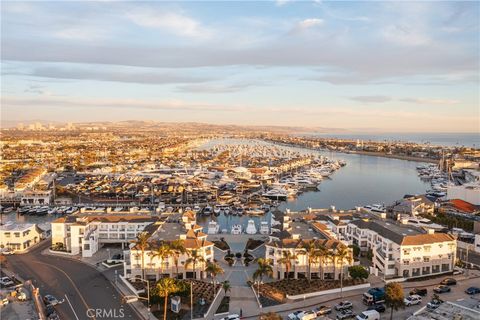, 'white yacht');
207,221,220,235
262,189,288,200
245,220,257,234
260,221,270,235
231,224,242,235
